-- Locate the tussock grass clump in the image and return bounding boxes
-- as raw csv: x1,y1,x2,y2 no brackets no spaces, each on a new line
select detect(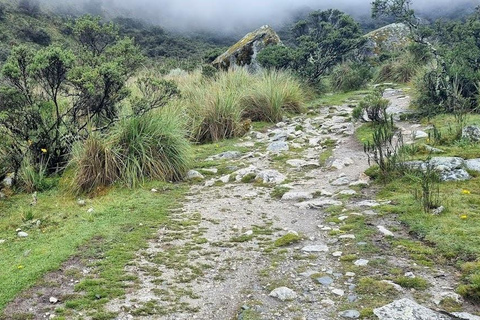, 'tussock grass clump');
329,61,373,92
376,53,418,83
180,69,249,143
242,70,305,122
70,109,191,193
